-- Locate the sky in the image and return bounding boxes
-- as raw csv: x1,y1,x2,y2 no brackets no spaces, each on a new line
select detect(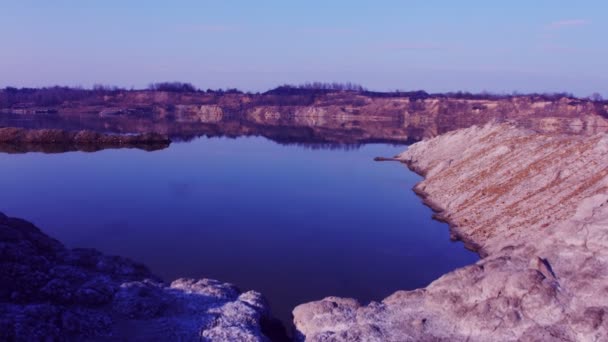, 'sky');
1,1,606,96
